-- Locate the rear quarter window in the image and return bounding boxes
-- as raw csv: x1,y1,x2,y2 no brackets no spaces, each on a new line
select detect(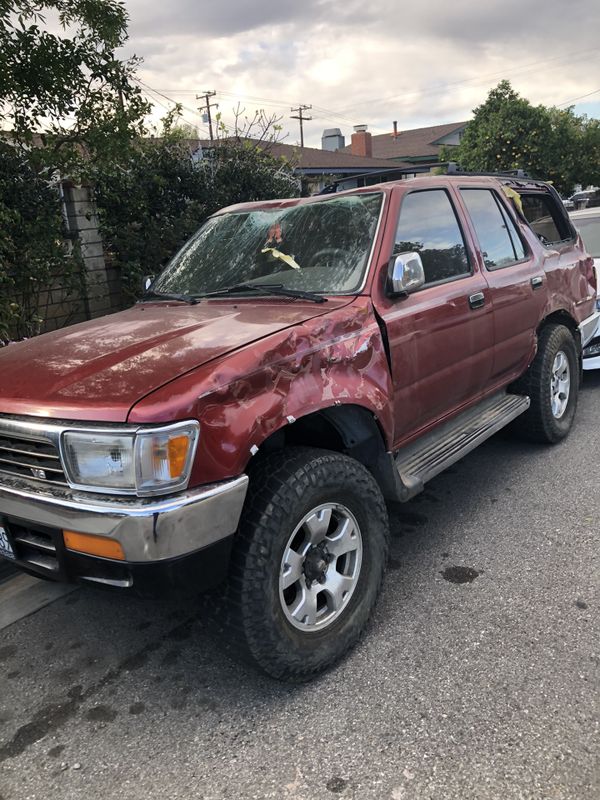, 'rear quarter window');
519,193,574,246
